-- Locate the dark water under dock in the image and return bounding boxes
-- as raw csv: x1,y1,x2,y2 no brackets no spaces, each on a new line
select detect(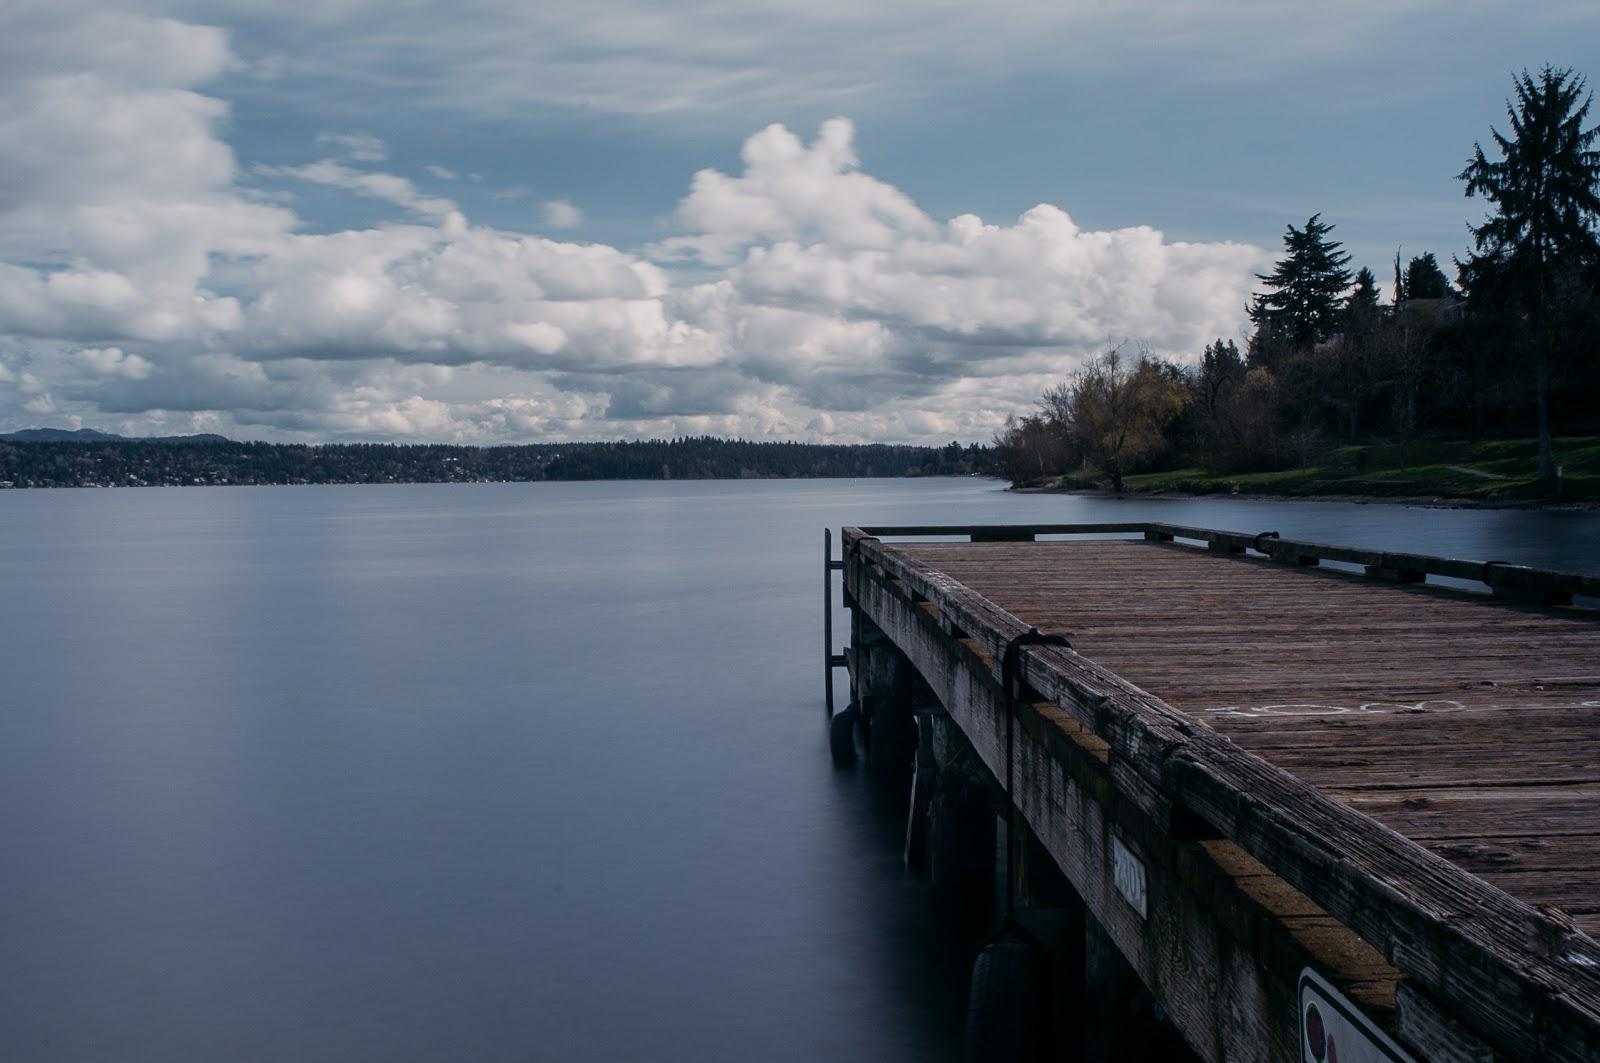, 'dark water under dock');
1,479,1597,1061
